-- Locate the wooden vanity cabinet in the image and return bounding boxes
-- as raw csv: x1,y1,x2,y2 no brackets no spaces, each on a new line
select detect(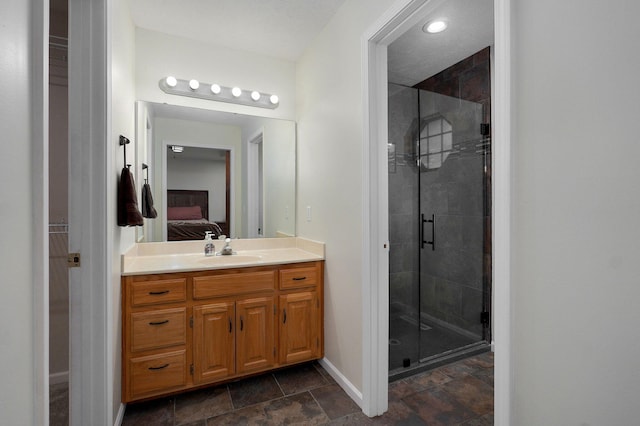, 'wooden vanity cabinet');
278,262,323,364
122,275,189,402
122,261,323,403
